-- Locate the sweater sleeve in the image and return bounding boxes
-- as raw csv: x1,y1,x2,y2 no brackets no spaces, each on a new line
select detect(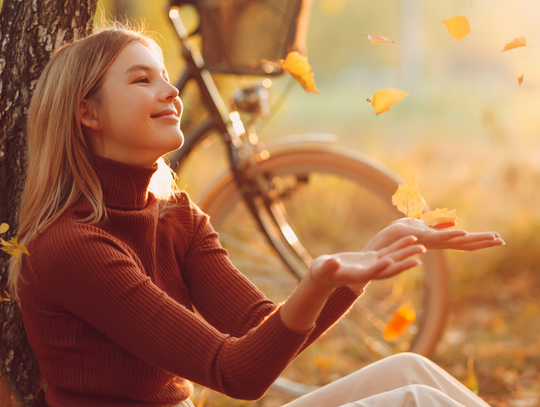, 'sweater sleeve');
28,224,311,401
182,204,361,350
